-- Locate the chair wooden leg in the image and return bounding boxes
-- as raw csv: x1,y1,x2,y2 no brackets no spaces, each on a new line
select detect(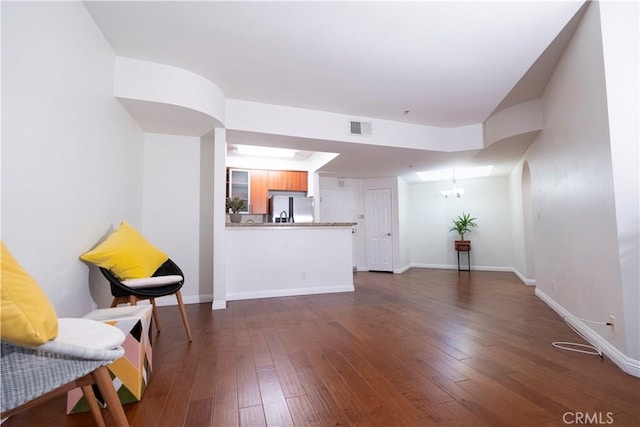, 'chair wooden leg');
175,290,193,342
150,298,161,332
92,366,129,427
111,296,131,308
80,384,106,427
